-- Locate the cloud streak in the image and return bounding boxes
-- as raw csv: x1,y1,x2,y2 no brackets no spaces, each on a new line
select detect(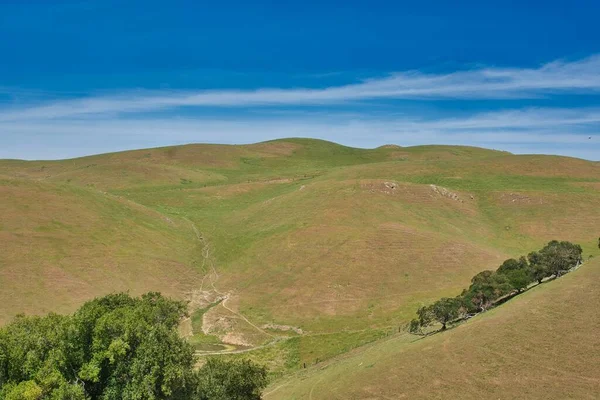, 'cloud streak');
2,55,600,121
1,107,598,160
